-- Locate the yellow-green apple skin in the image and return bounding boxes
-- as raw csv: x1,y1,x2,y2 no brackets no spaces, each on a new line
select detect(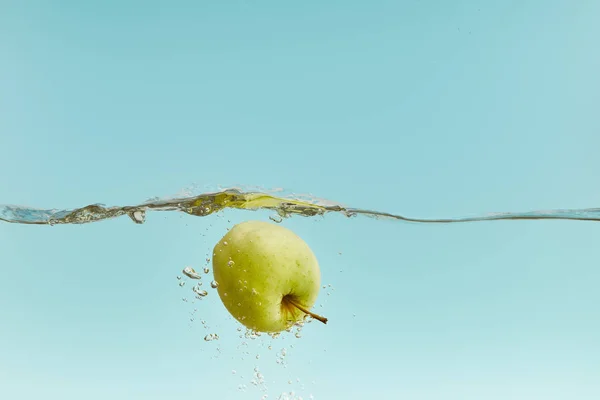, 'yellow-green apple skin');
212,220,321,333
